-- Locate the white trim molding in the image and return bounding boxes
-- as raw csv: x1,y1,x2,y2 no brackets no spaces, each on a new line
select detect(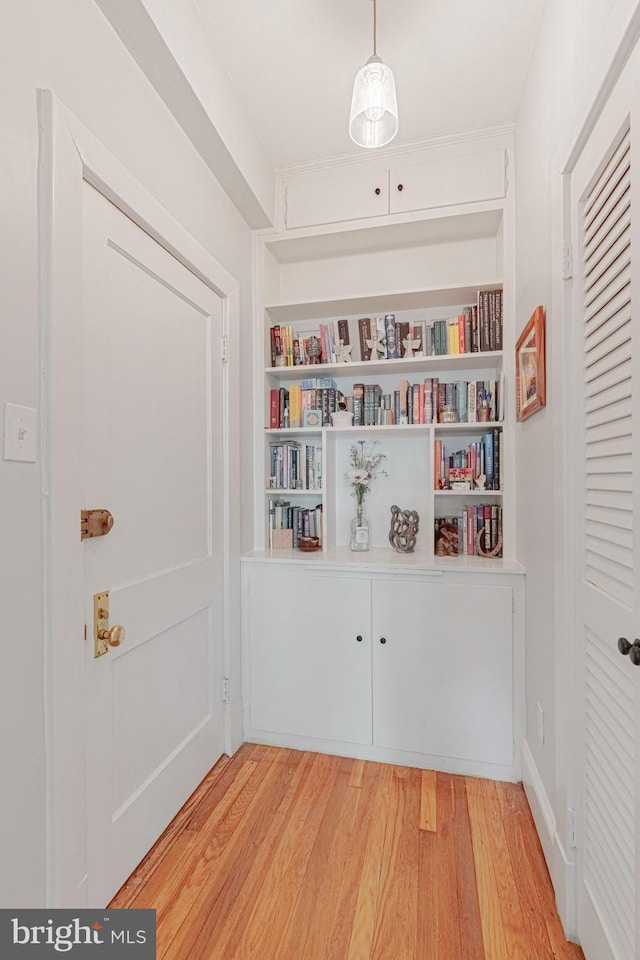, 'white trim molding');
521,740,578,941
38,89,240,907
